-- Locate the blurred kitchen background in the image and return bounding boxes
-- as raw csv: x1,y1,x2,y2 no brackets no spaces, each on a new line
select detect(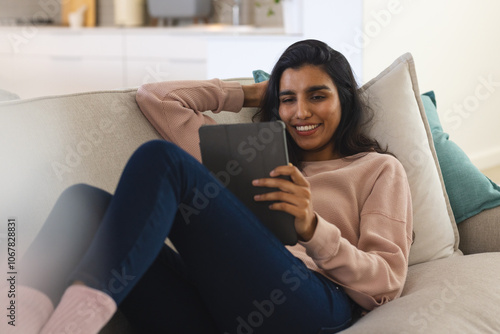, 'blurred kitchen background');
0,0,284,27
